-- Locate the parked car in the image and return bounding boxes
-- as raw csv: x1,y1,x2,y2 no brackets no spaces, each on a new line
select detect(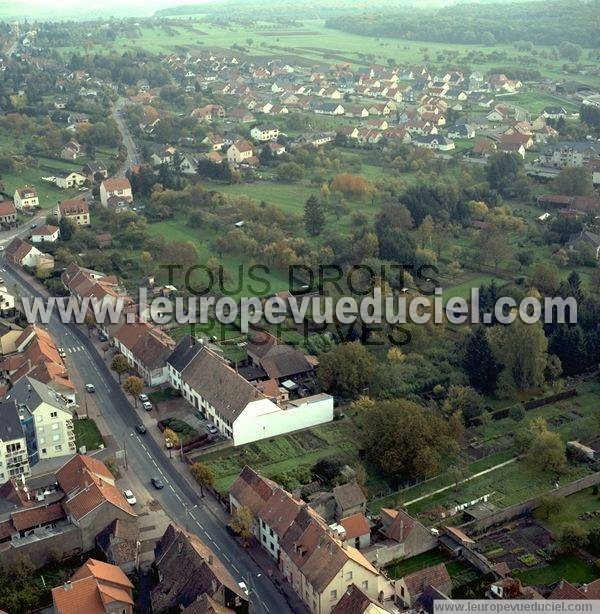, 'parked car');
98,332,108,342
139,393,149,403
151,477,164,489
207,423,219,435
164,439,174,449
123,489,137,505
58,347,66,358
238,582,249,597
135,424,147,434
142,401,153,411
85,383,95,393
